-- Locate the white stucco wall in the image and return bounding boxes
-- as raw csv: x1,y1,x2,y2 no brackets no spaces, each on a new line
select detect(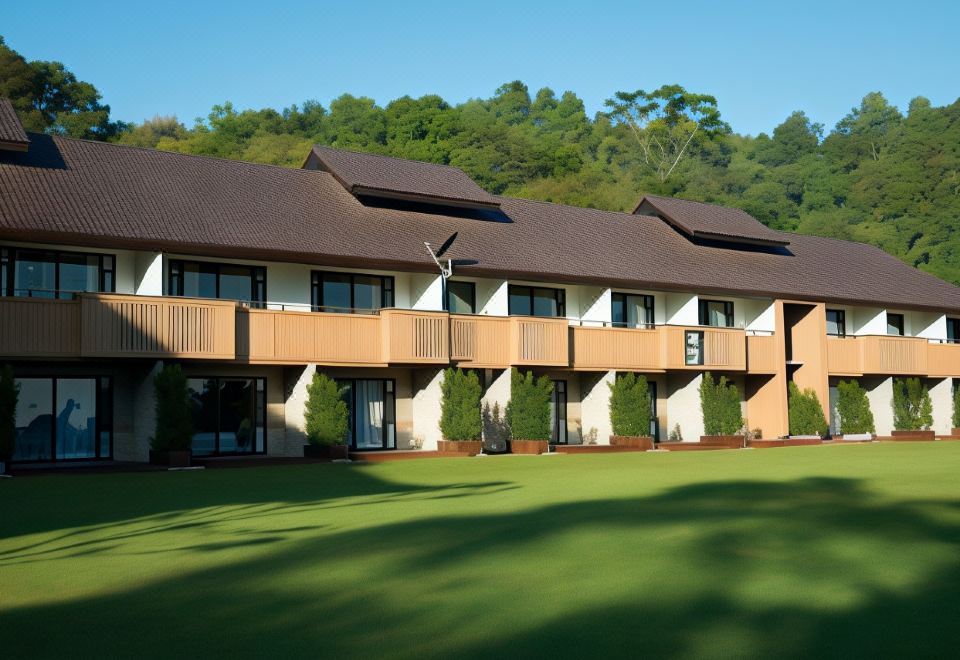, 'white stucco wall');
133,252,163,296
865,376,894,435
666,372,704,441
928,377,953,435
580,287,610,326
579,370,615,444
852,308,887,336
412,368,444,450
666,293,698,325
914,312,946,340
